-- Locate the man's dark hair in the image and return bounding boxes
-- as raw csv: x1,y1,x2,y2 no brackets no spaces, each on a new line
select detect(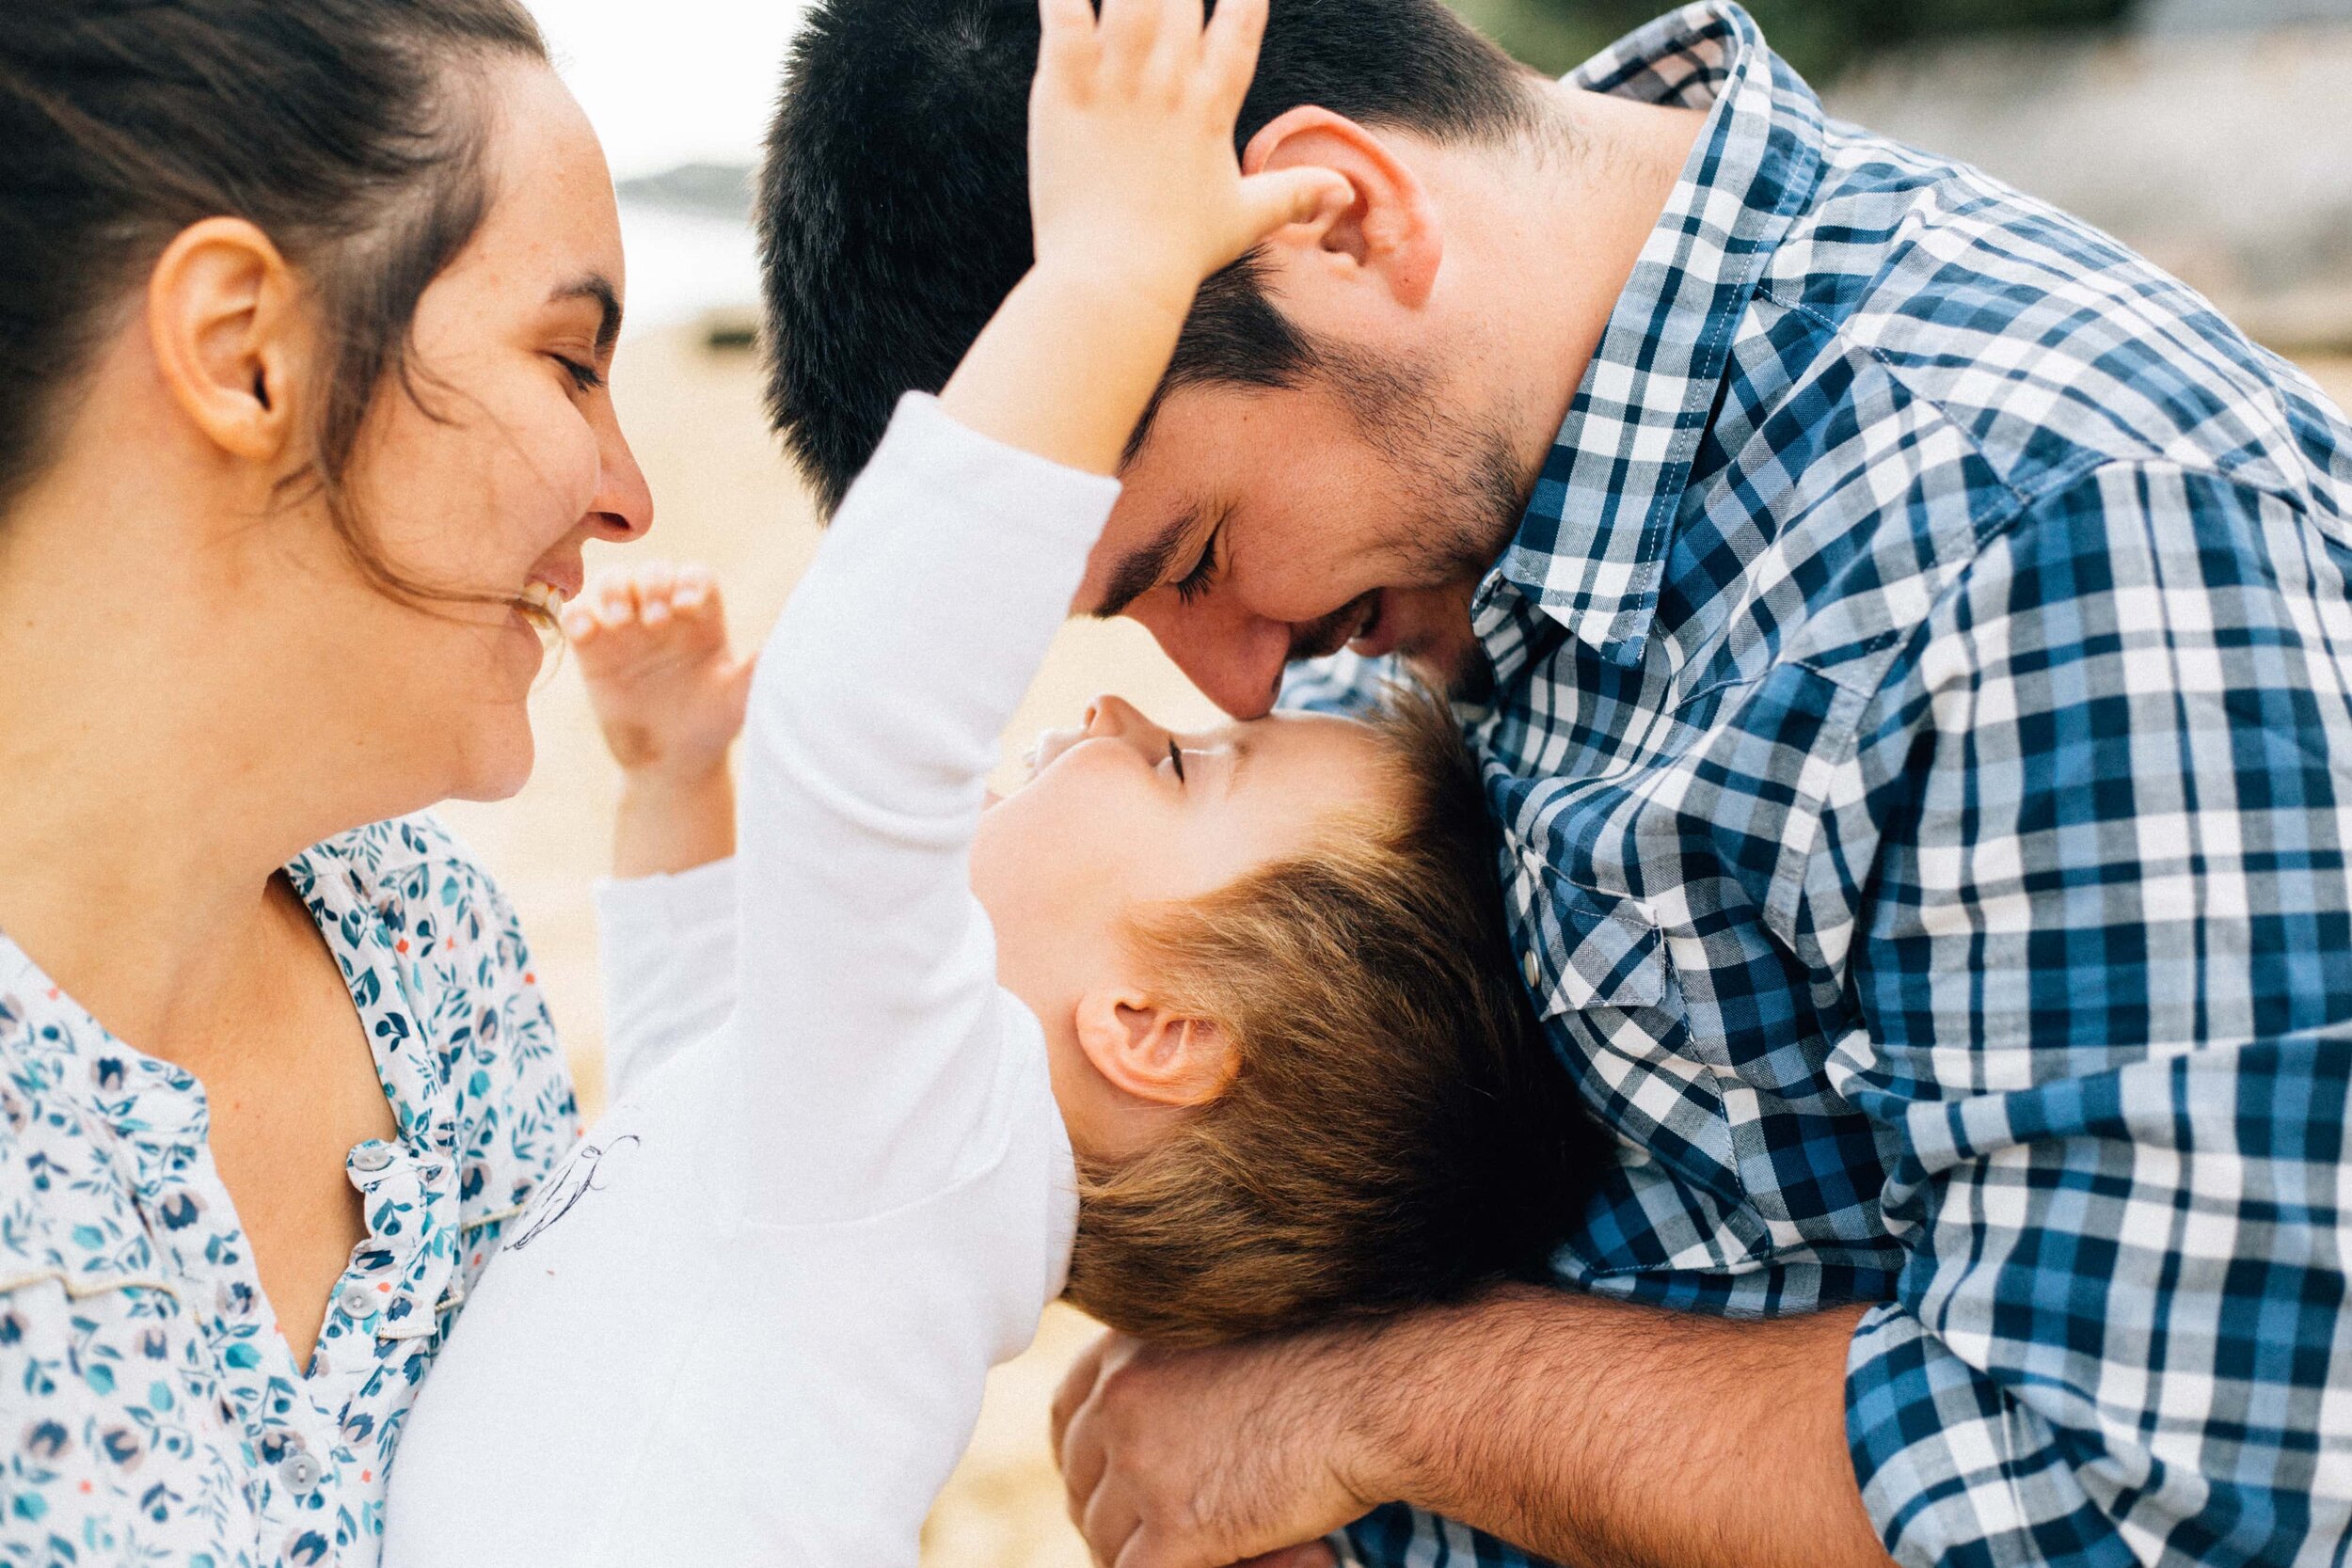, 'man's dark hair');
759,0,1534,512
